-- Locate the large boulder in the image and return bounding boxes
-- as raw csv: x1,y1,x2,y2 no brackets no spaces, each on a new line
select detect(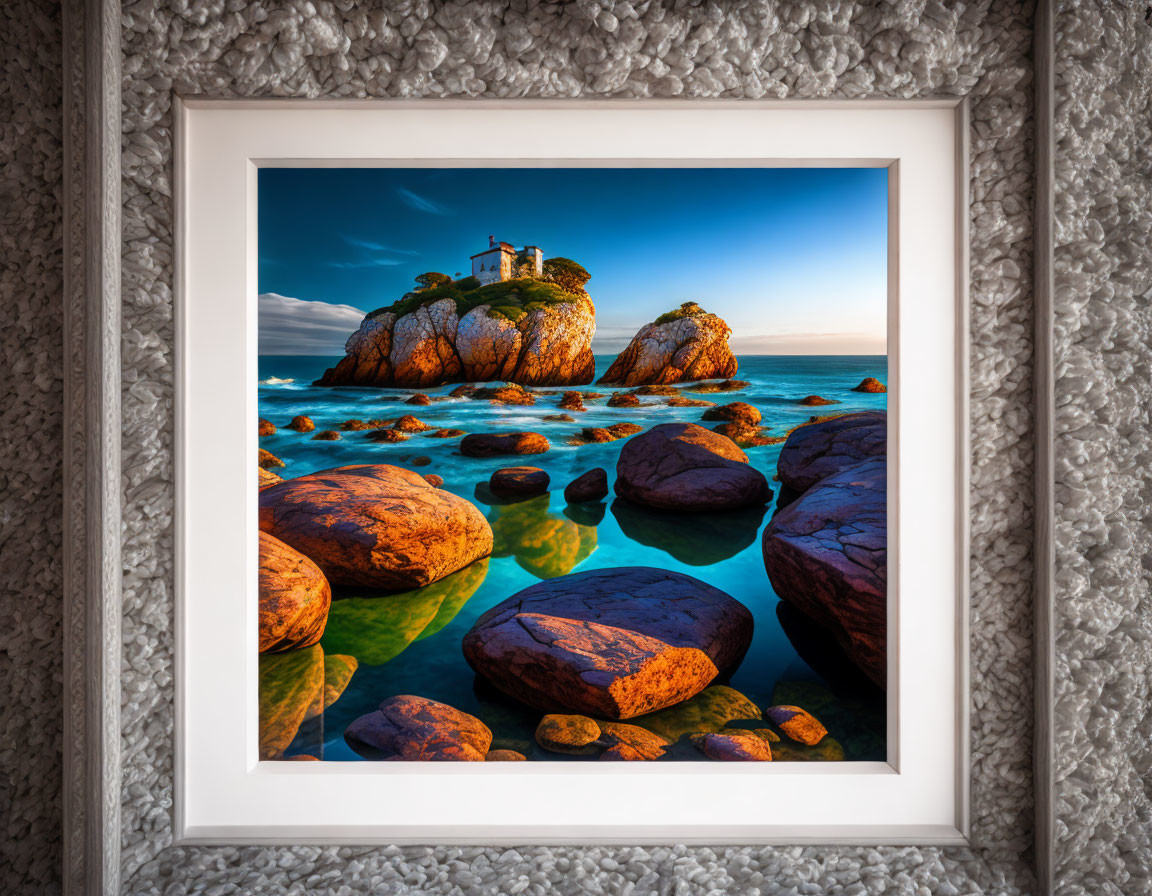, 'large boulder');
344,695,492,761
614,423,771,512
598,302,737,386
259,464,493,590
462,567,754,720
762,456,887,688
315,294,596,388
776,412,886,496
258,531,332,653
